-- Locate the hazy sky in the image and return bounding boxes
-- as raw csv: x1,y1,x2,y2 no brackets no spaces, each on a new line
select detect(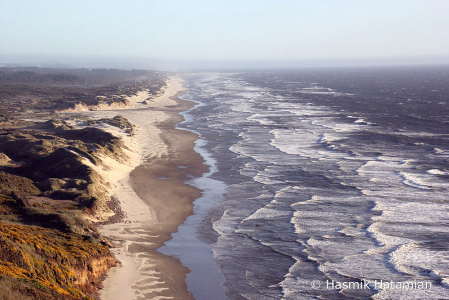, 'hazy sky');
1,0,449,68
